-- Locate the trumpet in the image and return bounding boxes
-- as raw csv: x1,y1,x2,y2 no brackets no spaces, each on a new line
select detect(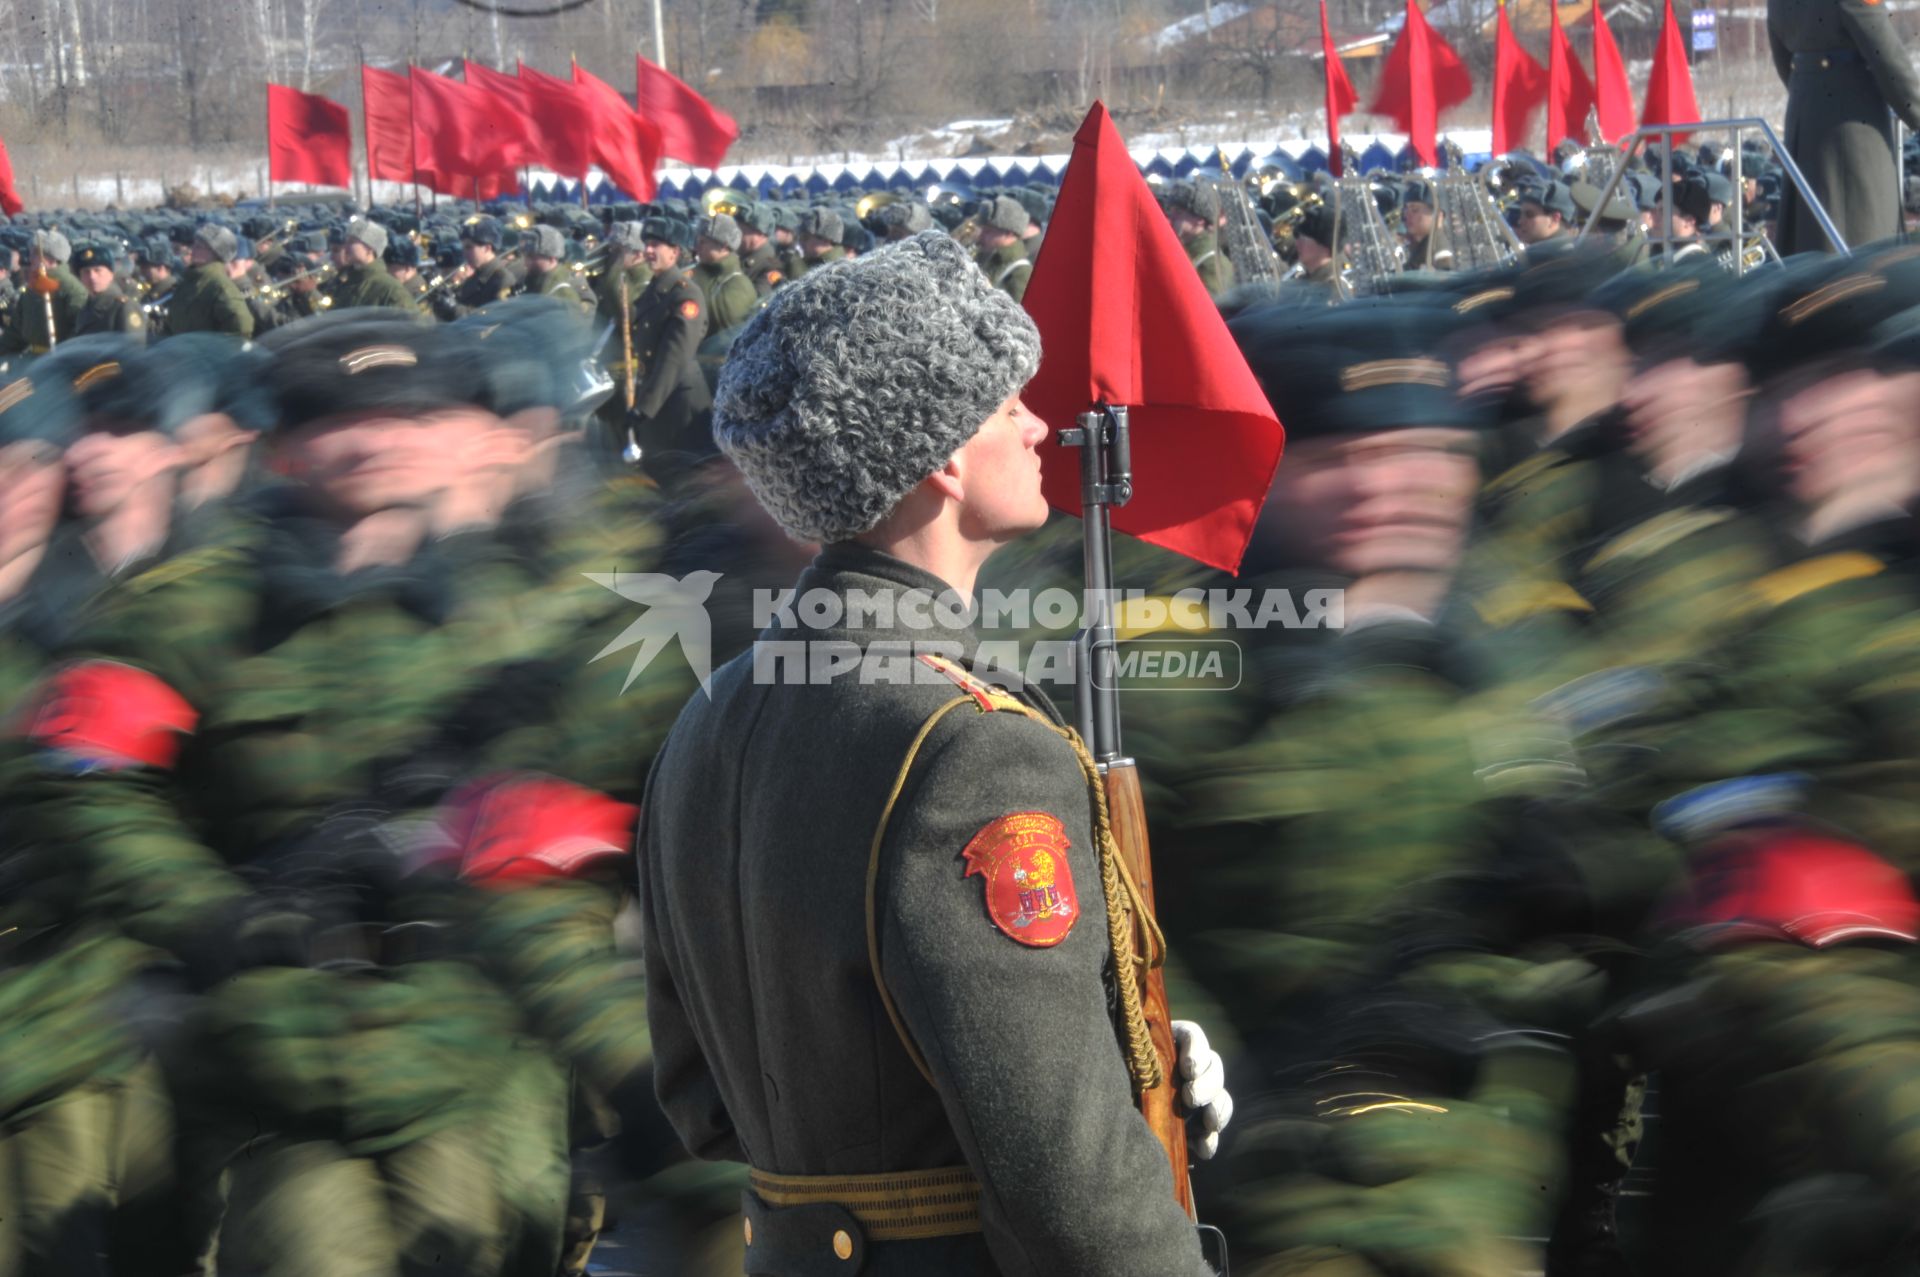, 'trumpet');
703,186,747,219
259,263,337,304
